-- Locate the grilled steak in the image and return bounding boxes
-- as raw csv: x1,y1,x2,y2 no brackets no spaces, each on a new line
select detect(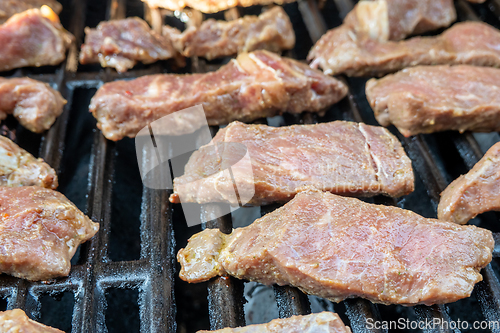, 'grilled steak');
0,186,99,281
142,0,295,14
168,7,295,60
0,77,66,133
0,309,63,333
178,190,493,305
170,121,414,205
438,142,500,224
80,17,178,73
0,136,58,189
344,0,456,41
0,0,62,24
0,7,73,72
308,22,500,77
90,50,347,141
365,65,500,137
197,312,351,333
